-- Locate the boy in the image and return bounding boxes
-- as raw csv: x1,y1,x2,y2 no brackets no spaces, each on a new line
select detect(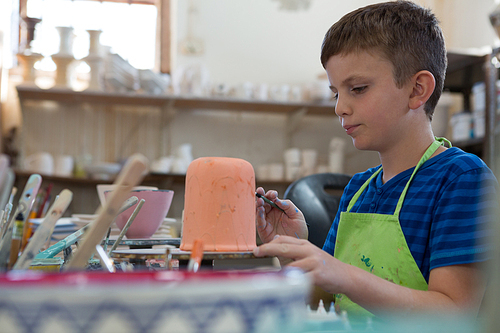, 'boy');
254,1,498,317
